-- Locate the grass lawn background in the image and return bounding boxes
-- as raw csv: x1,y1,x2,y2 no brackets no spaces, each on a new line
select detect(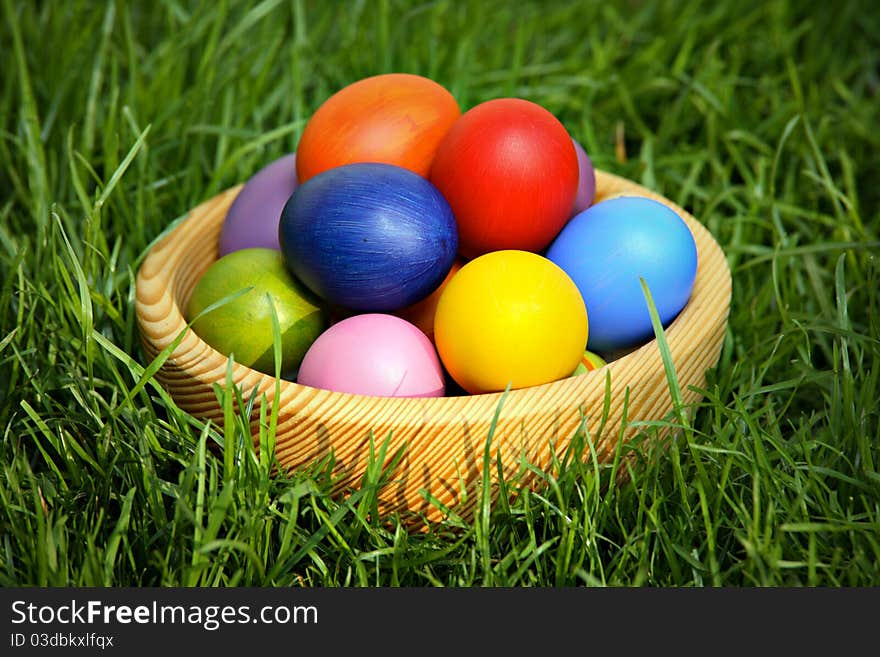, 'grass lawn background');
1,0,878,586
